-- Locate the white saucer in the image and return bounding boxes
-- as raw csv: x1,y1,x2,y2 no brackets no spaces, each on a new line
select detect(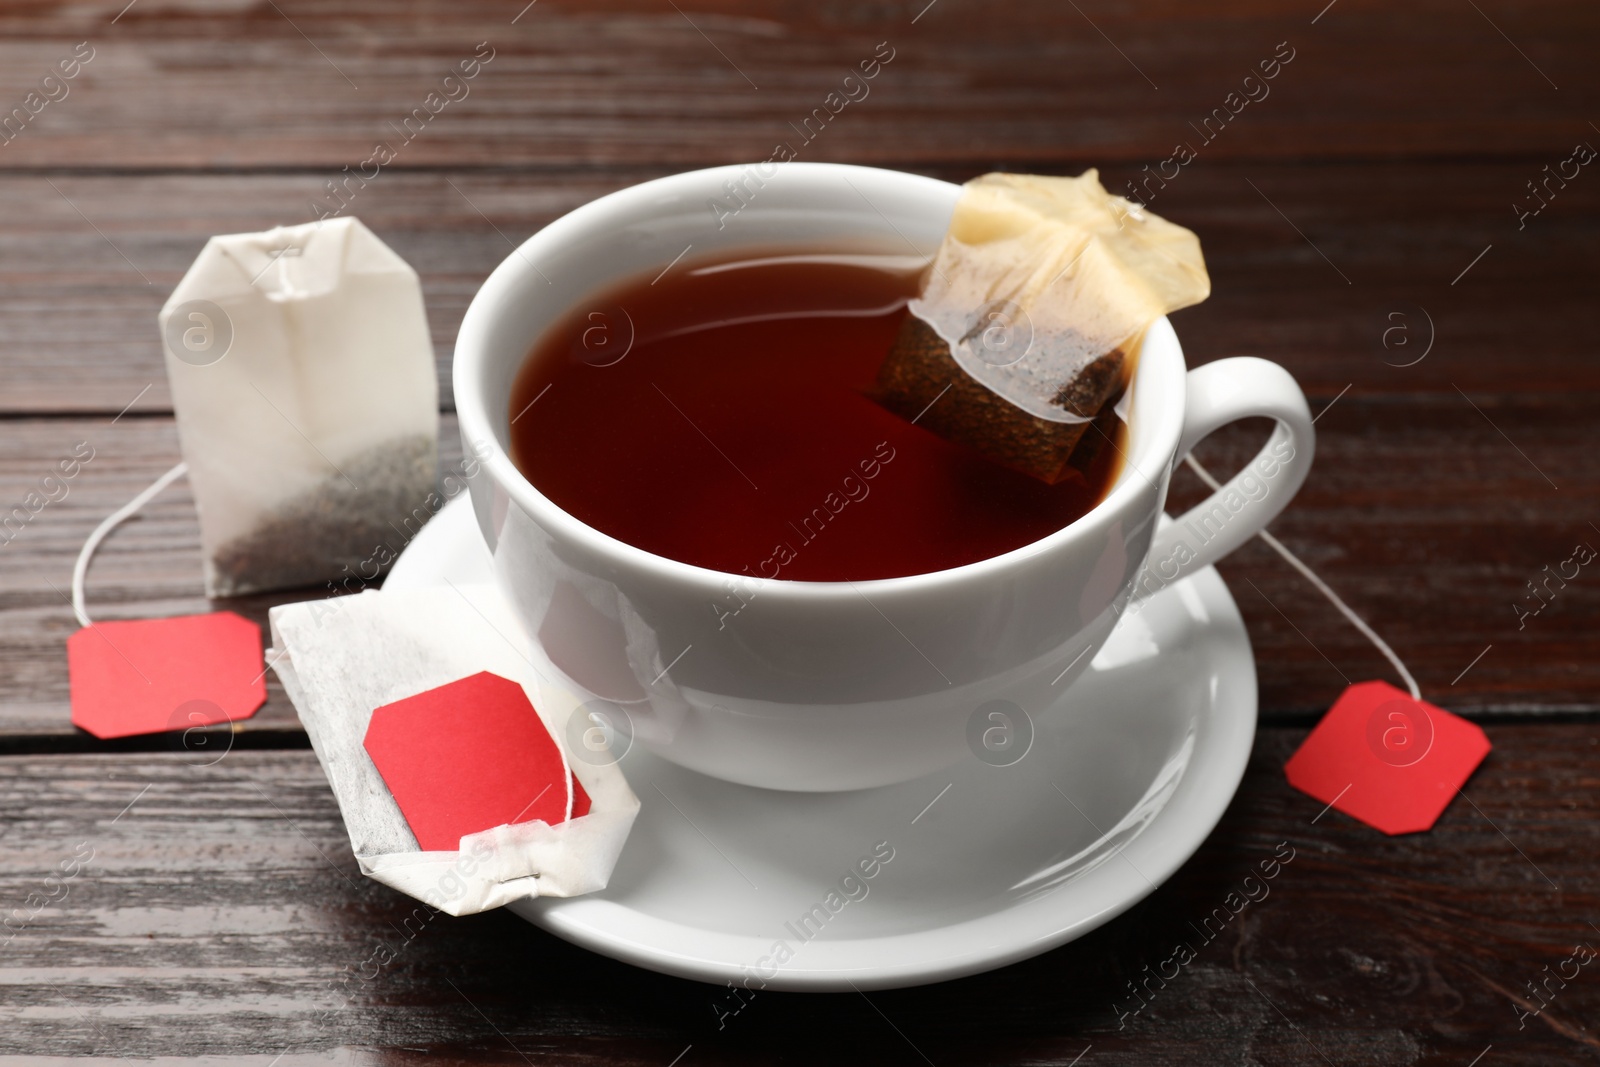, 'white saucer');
387,495,1257,991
